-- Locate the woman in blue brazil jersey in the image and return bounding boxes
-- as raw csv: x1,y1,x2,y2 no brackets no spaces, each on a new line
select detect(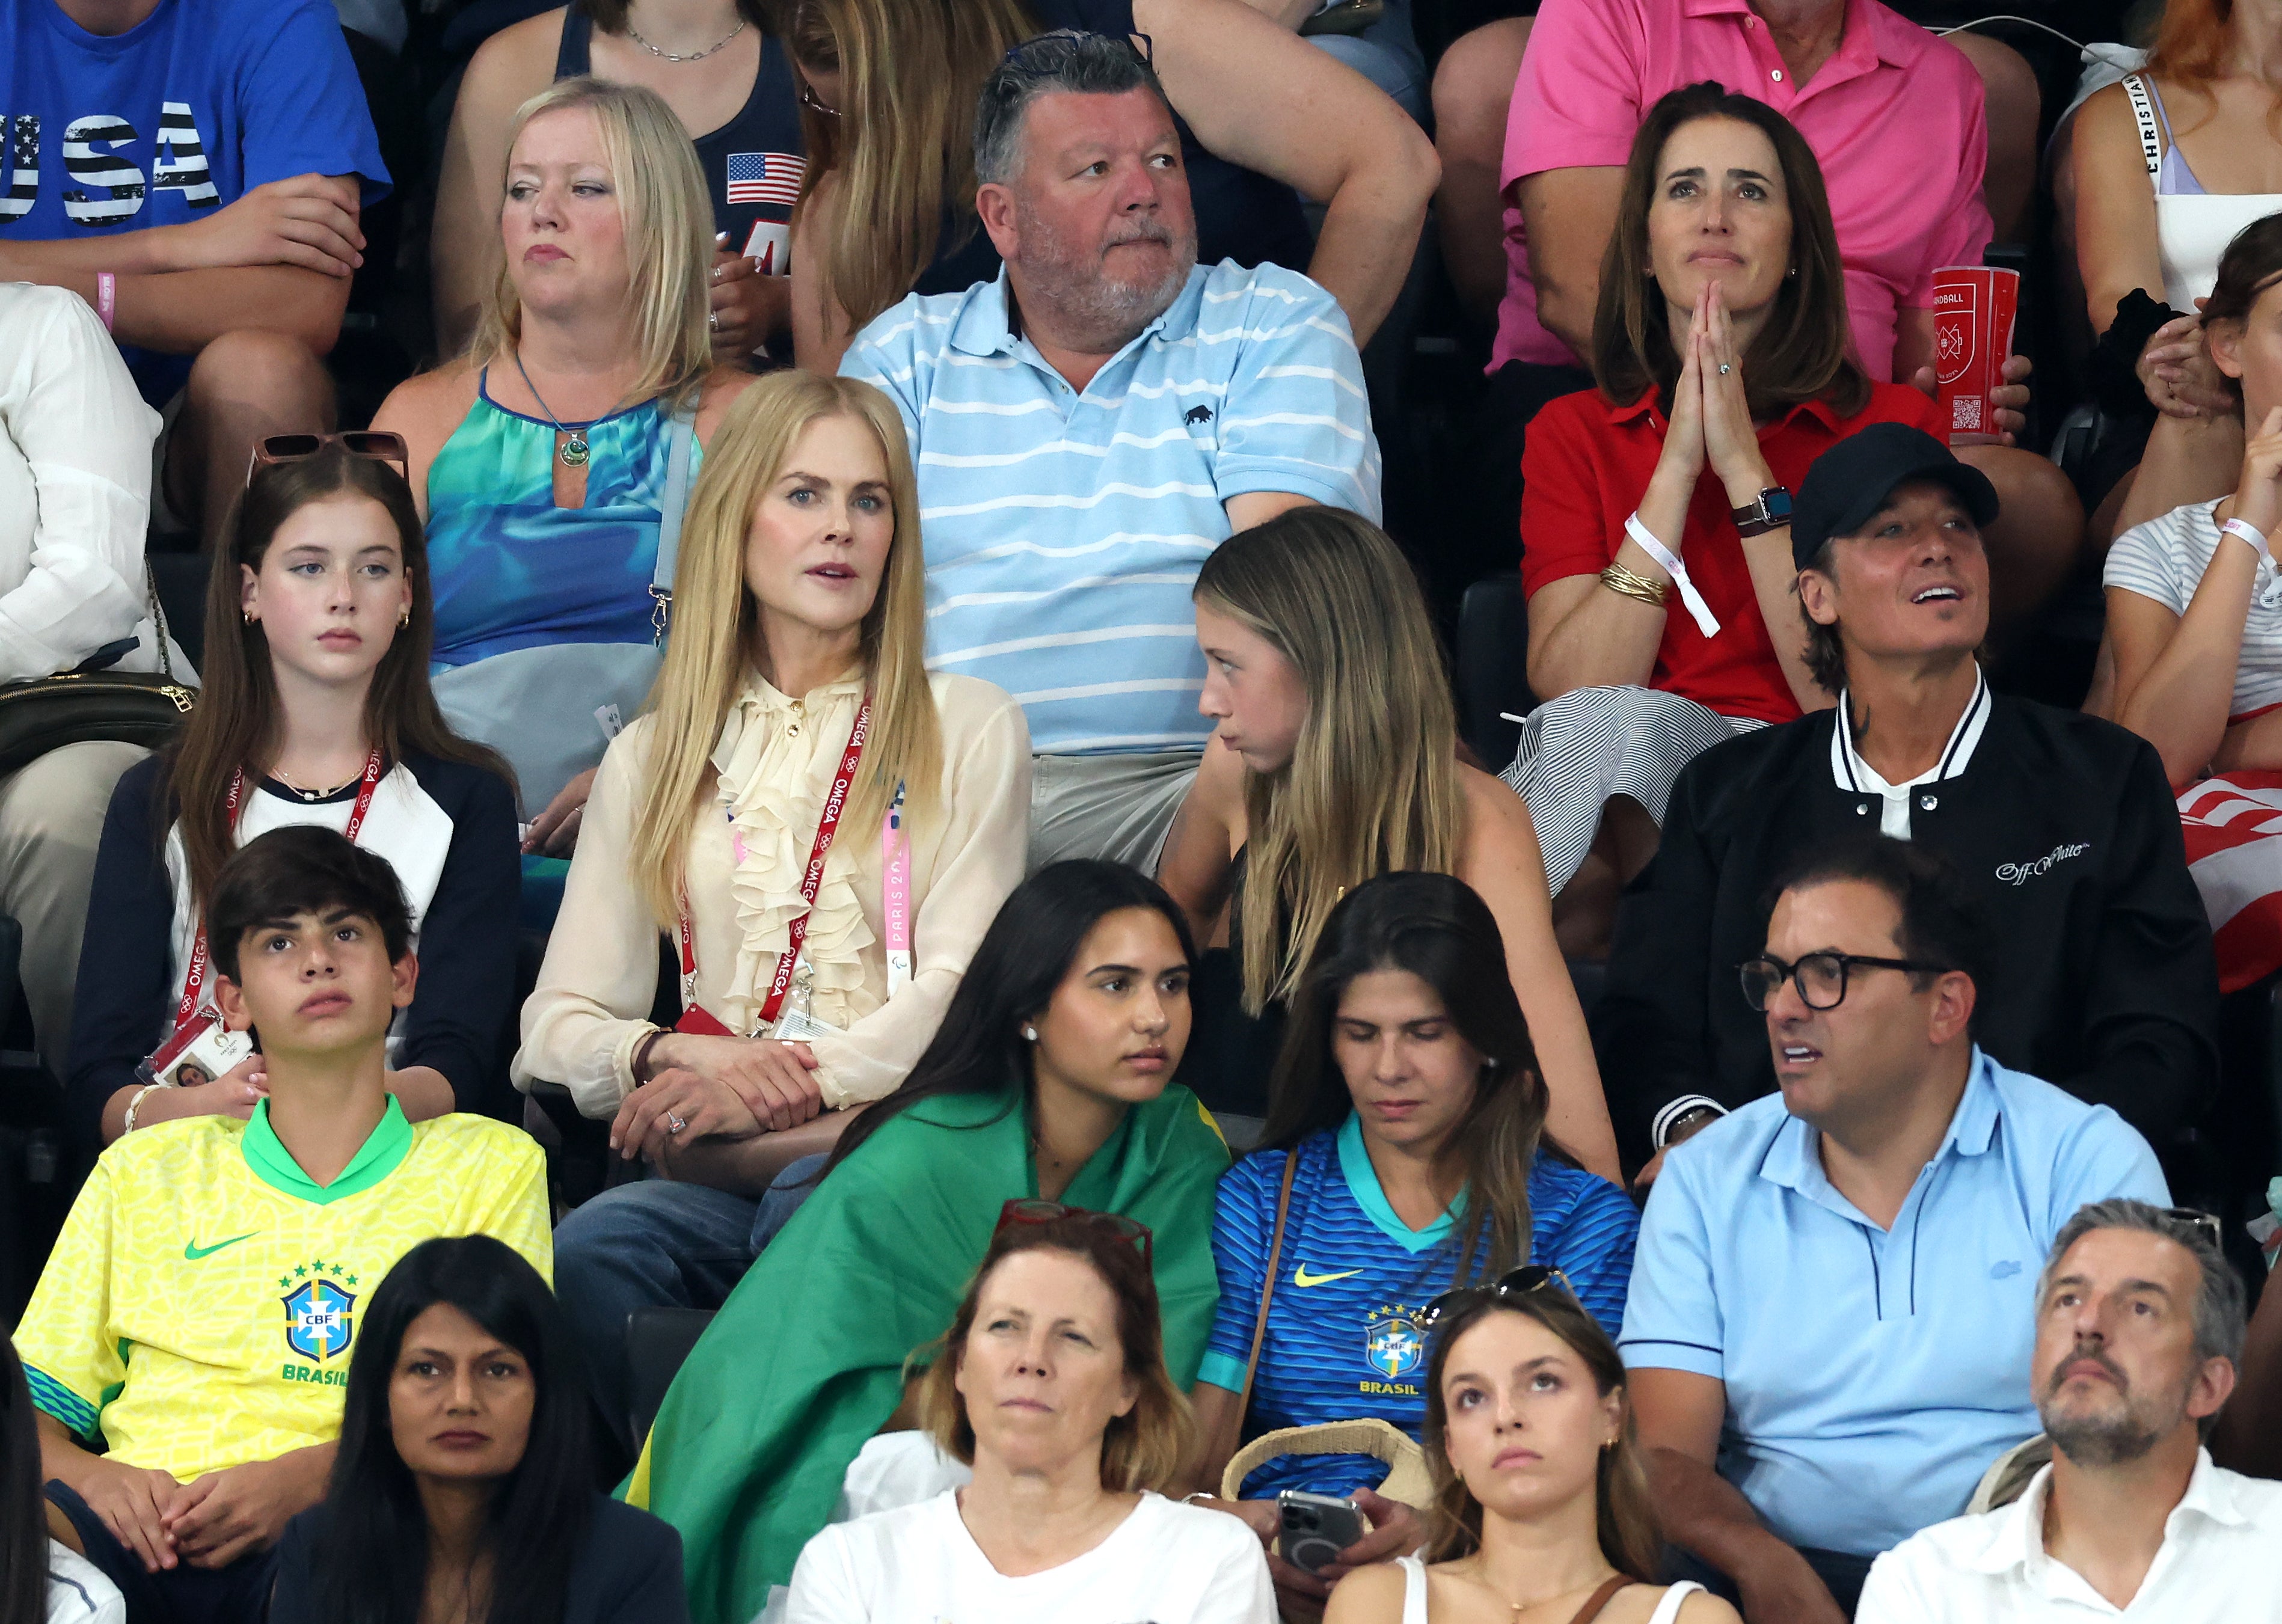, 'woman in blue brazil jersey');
1185,872,1637,1614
